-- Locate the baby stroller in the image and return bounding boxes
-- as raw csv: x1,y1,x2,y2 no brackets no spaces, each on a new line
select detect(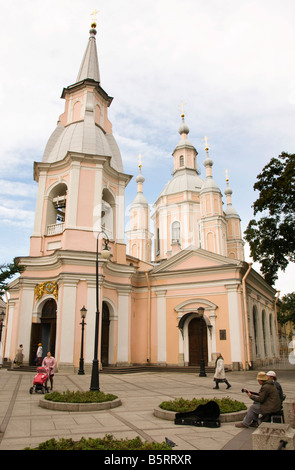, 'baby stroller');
29,366,50,394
